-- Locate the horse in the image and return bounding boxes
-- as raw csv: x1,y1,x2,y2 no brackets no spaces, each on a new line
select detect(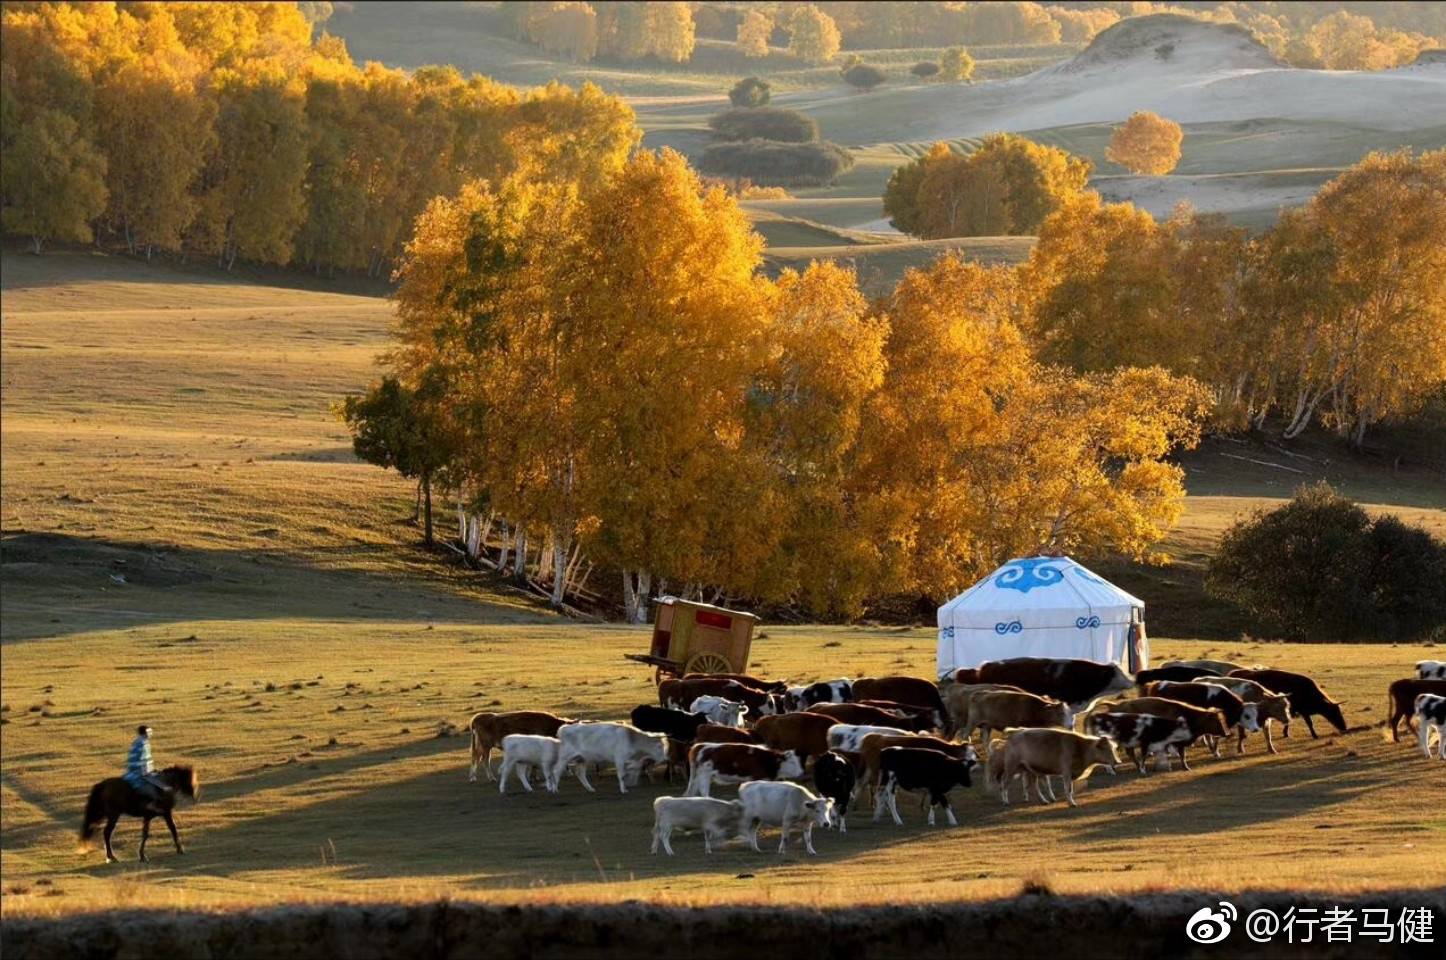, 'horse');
79,765,199,863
